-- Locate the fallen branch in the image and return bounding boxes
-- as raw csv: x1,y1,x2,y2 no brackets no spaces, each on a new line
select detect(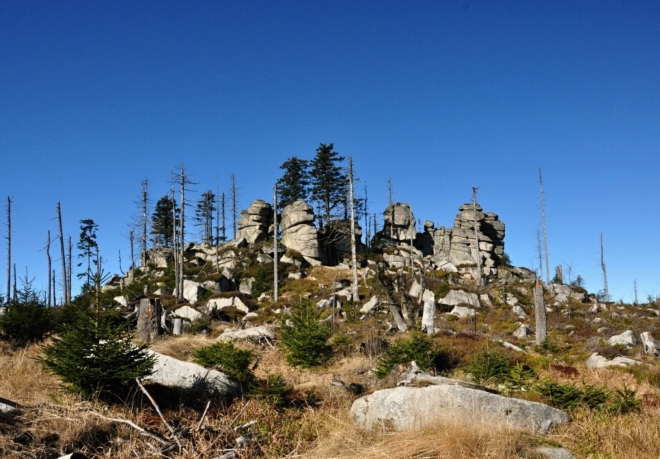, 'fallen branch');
197,400,211,431
228,400,251,428
86,411,168,446
135,378,182,452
